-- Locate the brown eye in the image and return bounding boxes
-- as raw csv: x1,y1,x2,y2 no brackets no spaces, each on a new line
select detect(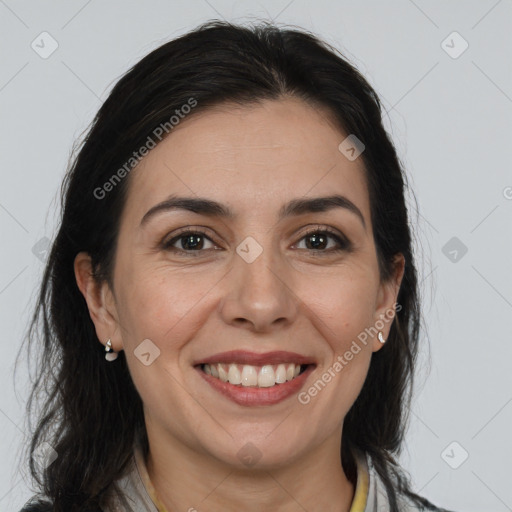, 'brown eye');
295,228,352,253
162,230,216,254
